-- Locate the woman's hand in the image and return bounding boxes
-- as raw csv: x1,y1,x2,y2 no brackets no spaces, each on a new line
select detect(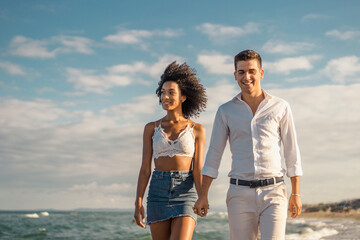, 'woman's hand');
193,196,210,217
134,203,146,228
